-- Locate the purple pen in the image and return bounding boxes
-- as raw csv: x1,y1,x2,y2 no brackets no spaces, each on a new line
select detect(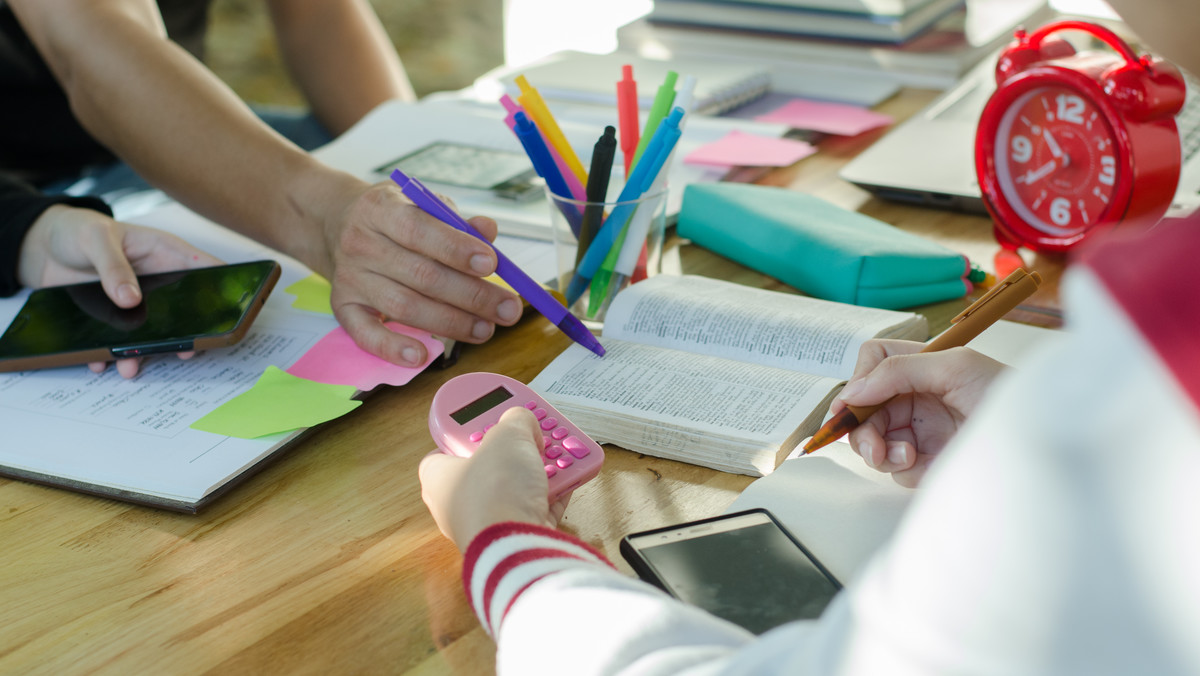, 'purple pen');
390,169,605,358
